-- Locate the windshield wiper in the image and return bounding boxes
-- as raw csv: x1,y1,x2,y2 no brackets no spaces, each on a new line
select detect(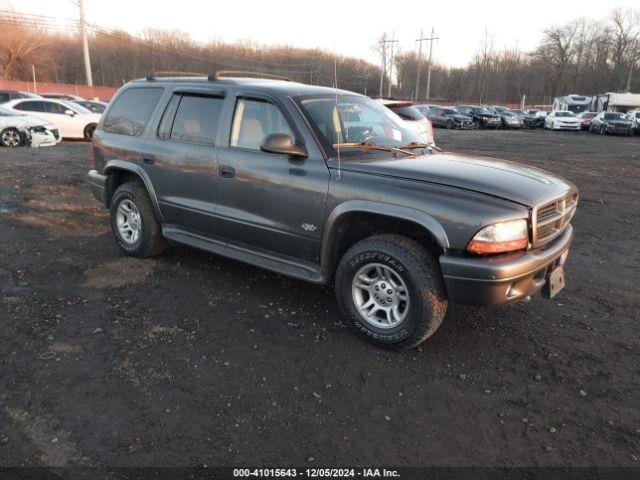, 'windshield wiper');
397,142,443,152
333,142,417,156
